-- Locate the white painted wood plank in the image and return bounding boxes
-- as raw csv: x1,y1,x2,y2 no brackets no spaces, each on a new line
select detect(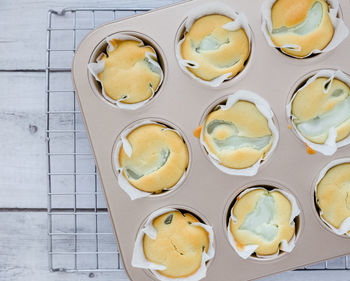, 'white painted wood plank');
0,71,107,210
0,72,47,208
0,0,180,70
0,211,128,281
0,71,97,208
